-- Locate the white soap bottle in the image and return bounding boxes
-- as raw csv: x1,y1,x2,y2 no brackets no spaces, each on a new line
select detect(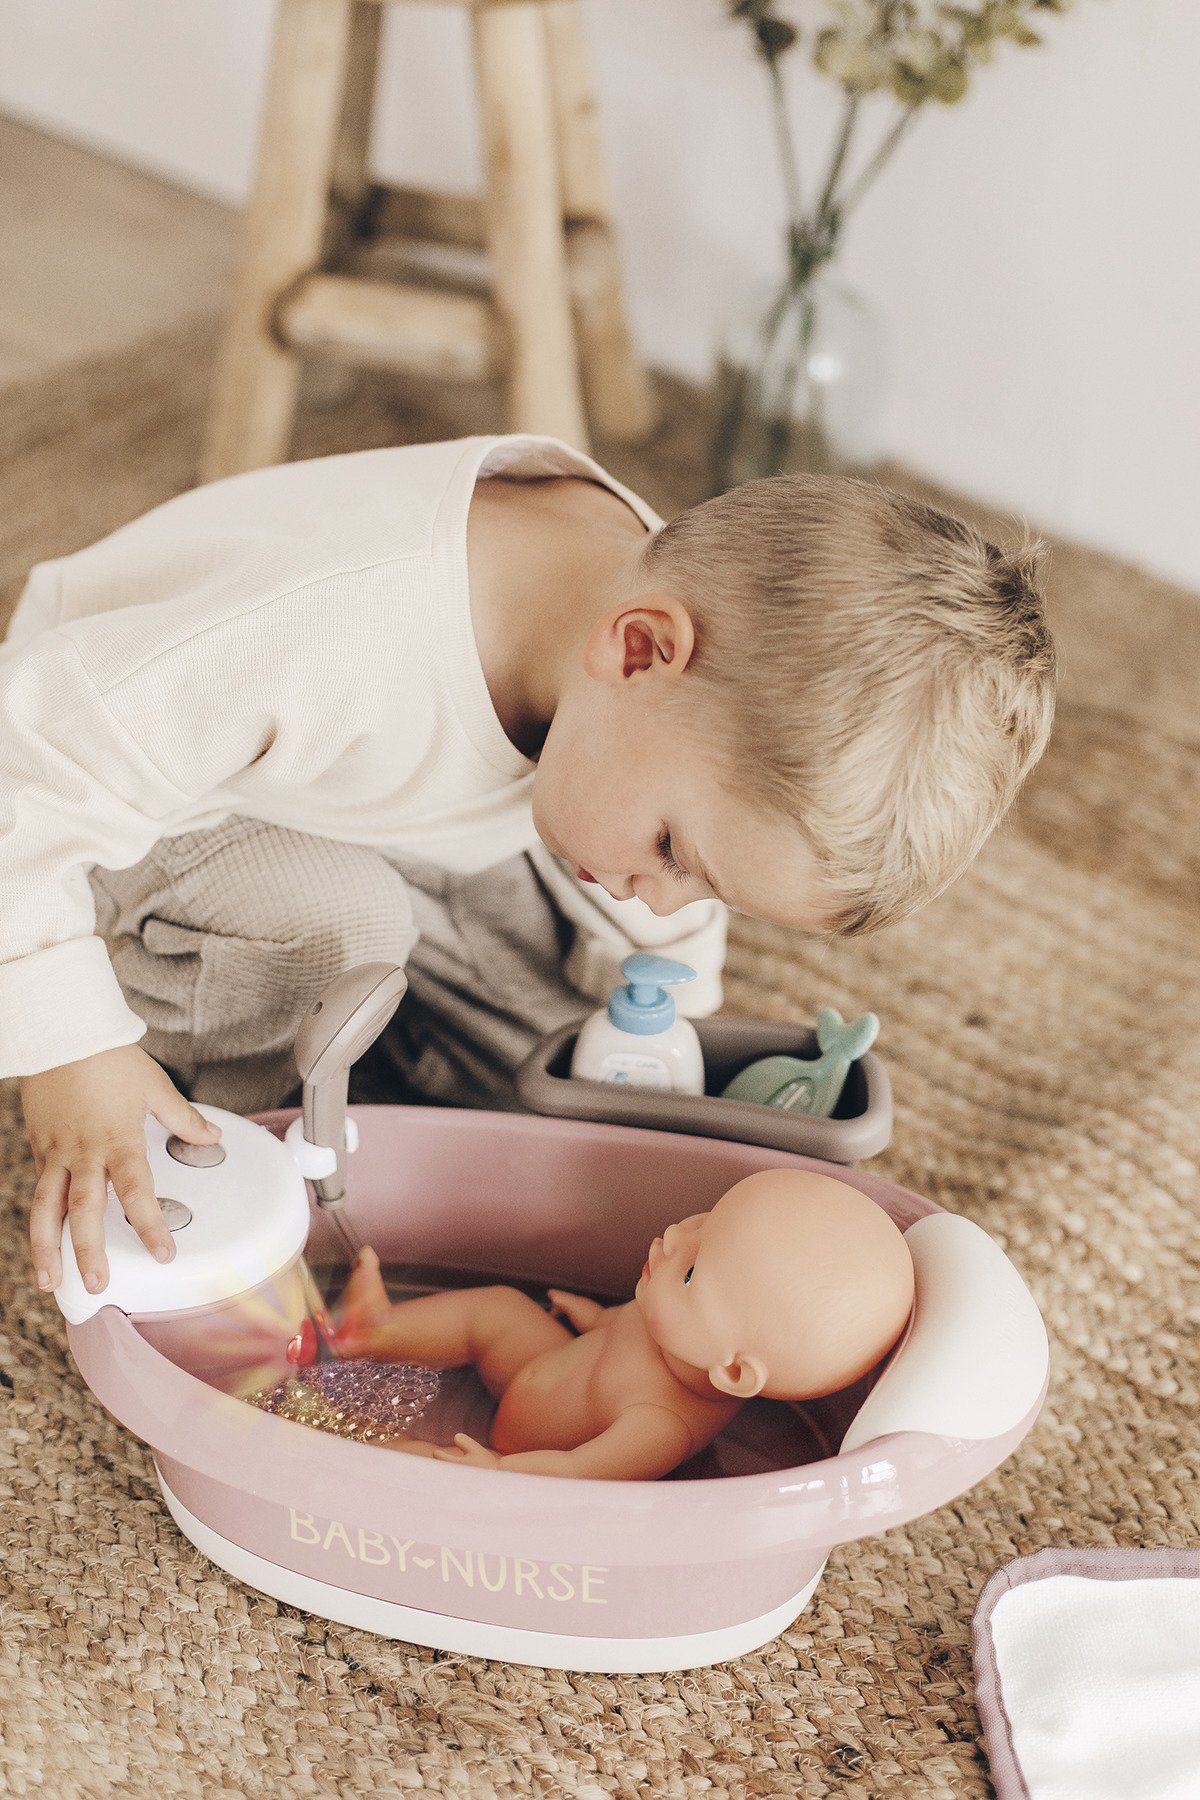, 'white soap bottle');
570,953,705,1095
